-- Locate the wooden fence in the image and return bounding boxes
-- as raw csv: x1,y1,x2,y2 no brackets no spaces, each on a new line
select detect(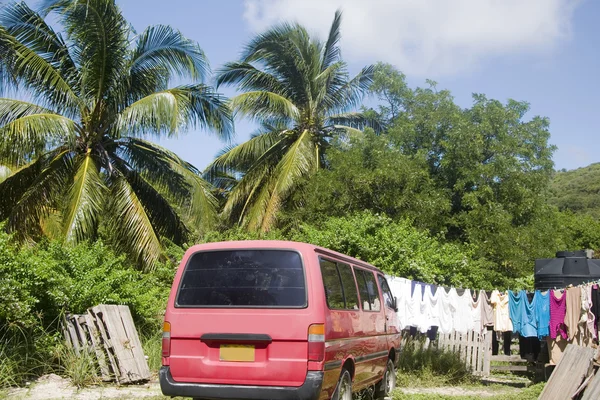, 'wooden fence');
402,328,535,377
